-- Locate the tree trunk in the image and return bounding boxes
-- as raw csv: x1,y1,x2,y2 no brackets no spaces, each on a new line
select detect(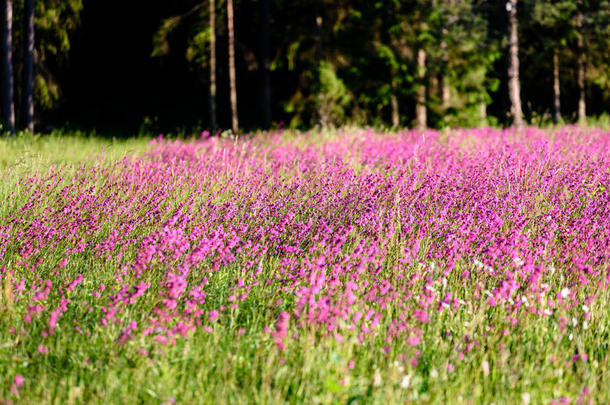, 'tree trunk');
227,0,238,134
441,1,455,112
209,0,217,131
441,36,450,110
577,50,586,124
390,79,399,128
260,0,271,129
315,6,324,126
315,6,323,66
480,98,487,126
507,0,524,128
415,47,426,131
442,77,450,110
22,0,34,133
552,50,561,123
576,18,586,124
1,0,15,135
